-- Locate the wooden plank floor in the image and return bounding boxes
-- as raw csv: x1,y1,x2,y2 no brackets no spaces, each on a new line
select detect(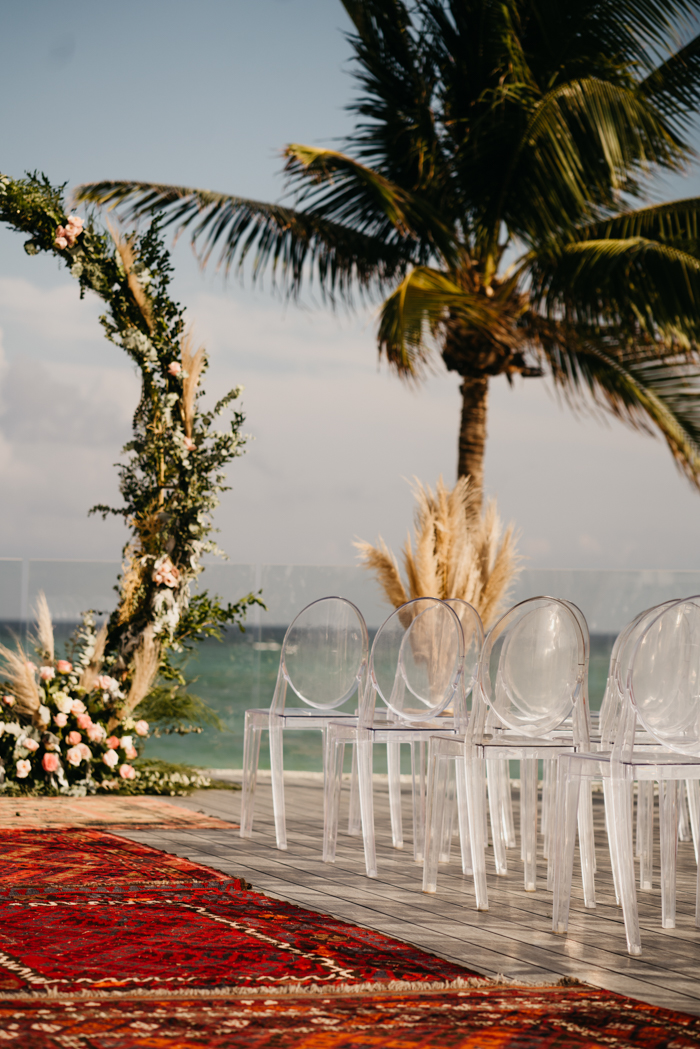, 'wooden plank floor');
123,771,700,1015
